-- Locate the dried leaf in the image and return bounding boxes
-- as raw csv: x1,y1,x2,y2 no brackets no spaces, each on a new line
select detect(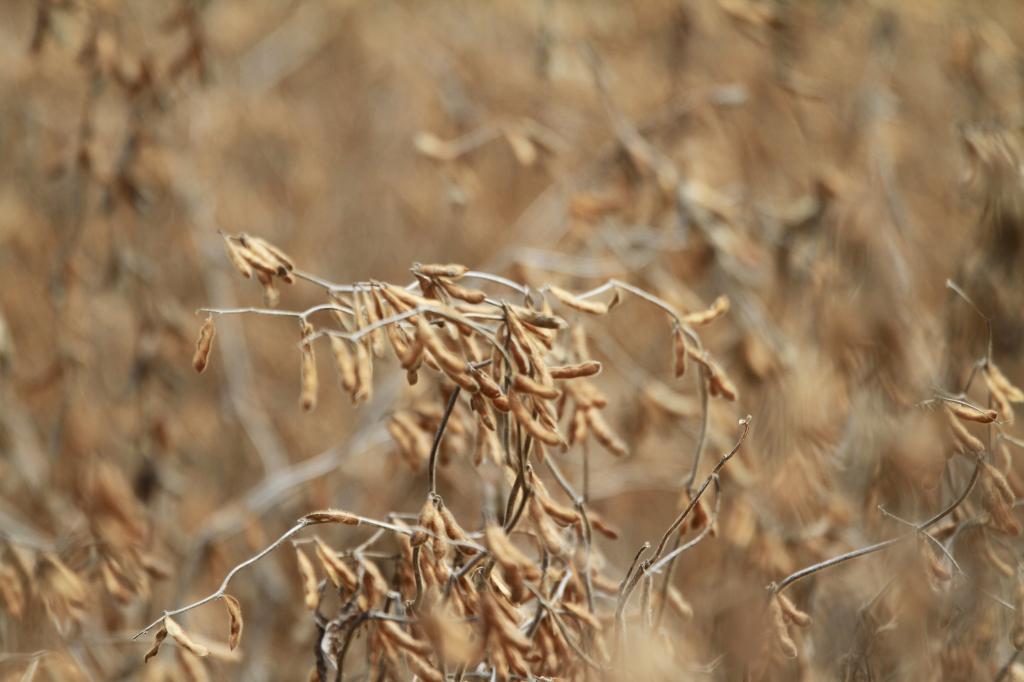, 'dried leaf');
222,594,243,650
145,626,167,663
